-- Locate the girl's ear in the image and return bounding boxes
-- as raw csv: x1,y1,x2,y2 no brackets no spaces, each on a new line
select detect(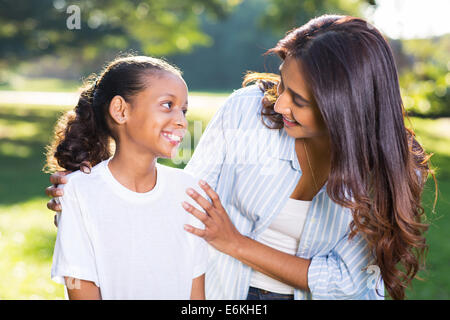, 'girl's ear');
108,95,130,125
